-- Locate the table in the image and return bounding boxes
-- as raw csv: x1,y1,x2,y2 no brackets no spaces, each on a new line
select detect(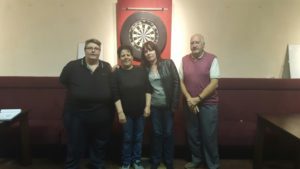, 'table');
253,113,300,169
0,110,32,165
